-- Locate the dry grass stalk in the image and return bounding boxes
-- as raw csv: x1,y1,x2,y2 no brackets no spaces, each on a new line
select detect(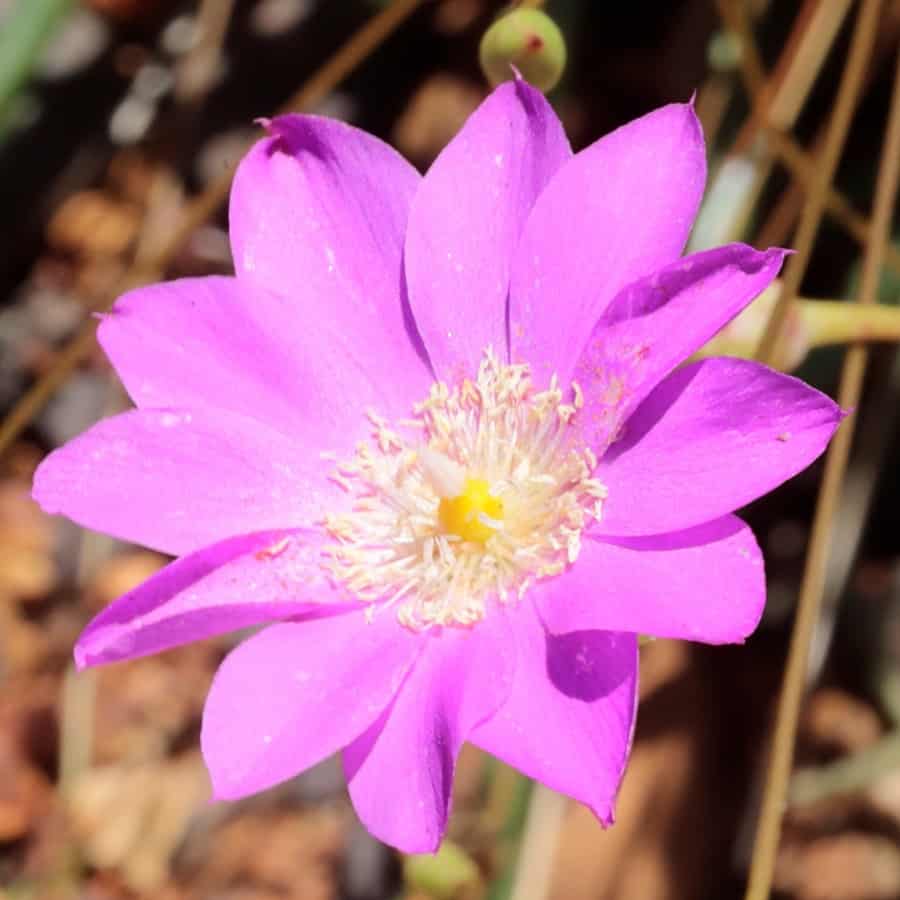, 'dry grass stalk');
754,0,884,367
745,39,900,900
